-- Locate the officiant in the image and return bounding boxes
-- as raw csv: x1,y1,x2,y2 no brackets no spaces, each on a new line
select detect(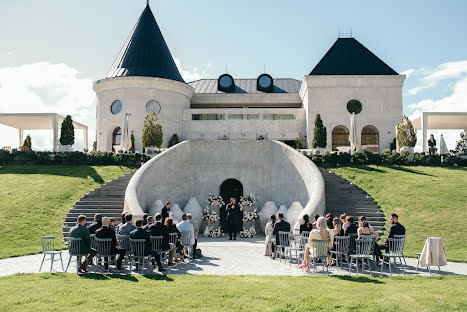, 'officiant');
224,197,243,240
